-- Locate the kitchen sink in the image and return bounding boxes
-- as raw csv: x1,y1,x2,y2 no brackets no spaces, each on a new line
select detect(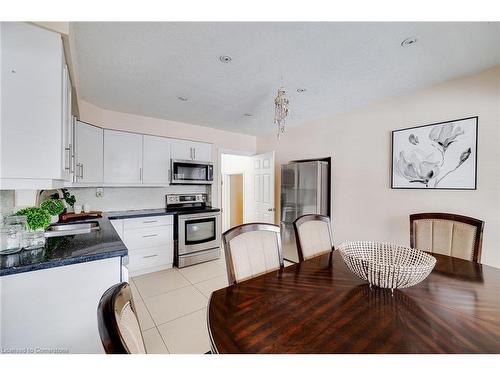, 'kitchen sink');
44,222,100,237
